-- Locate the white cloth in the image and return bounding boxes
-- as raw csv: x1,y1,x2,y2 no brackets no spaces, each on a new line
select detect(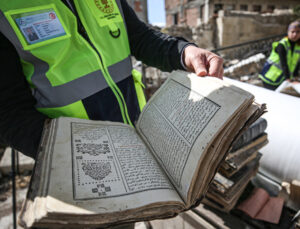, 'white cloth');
225,77,300,183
